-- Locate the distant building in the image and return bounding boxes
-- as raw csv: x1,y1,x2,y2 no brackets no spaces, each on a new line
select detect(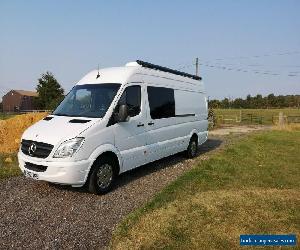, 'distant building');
2,90,38,112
